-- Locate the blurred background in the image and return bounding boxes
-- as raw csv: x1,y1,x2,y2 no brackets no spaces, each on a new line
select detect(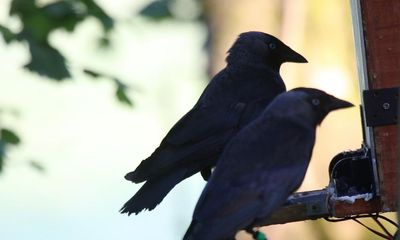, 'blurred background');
0,0,396,239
